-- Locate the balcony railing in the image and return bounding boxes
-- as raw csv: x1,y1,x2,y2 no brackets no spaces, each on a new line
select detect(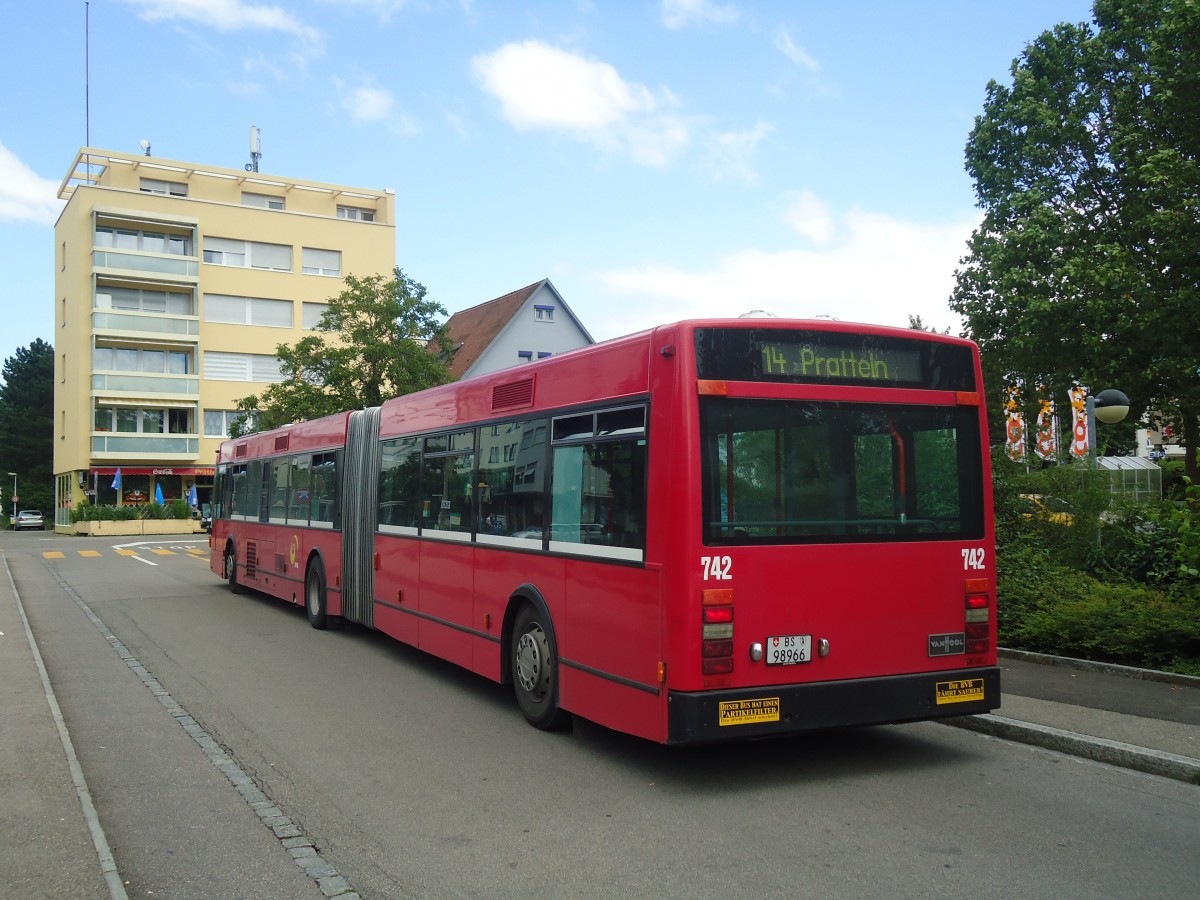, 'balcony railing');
93,250,199,278
91,434,200,455
91,373,200,395
93,311,199,337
